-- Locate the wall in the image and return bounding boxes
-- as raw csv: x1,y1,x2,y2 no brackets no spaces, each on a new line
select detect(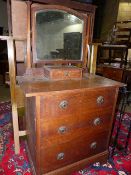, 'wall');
117,0,131,60
117,0,131,25
0,0,8,34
